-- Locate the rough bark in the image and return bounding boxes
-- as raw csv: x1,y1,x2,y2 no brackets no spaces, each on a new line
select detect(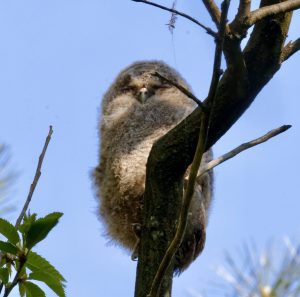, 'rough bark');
134,1,293,296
